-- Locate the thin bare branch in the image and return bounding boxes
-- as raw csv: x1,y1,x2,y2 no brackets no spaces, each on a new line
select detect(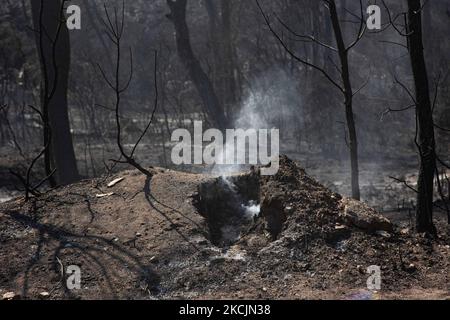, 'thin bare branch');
256,0,344,93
